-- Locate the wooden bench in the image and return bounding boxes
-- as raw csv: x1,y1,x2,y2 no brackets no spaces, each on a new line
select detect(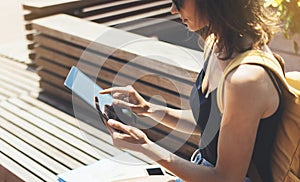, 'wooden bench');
0,57,152,181
23,0,200,62
31,14,203,159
